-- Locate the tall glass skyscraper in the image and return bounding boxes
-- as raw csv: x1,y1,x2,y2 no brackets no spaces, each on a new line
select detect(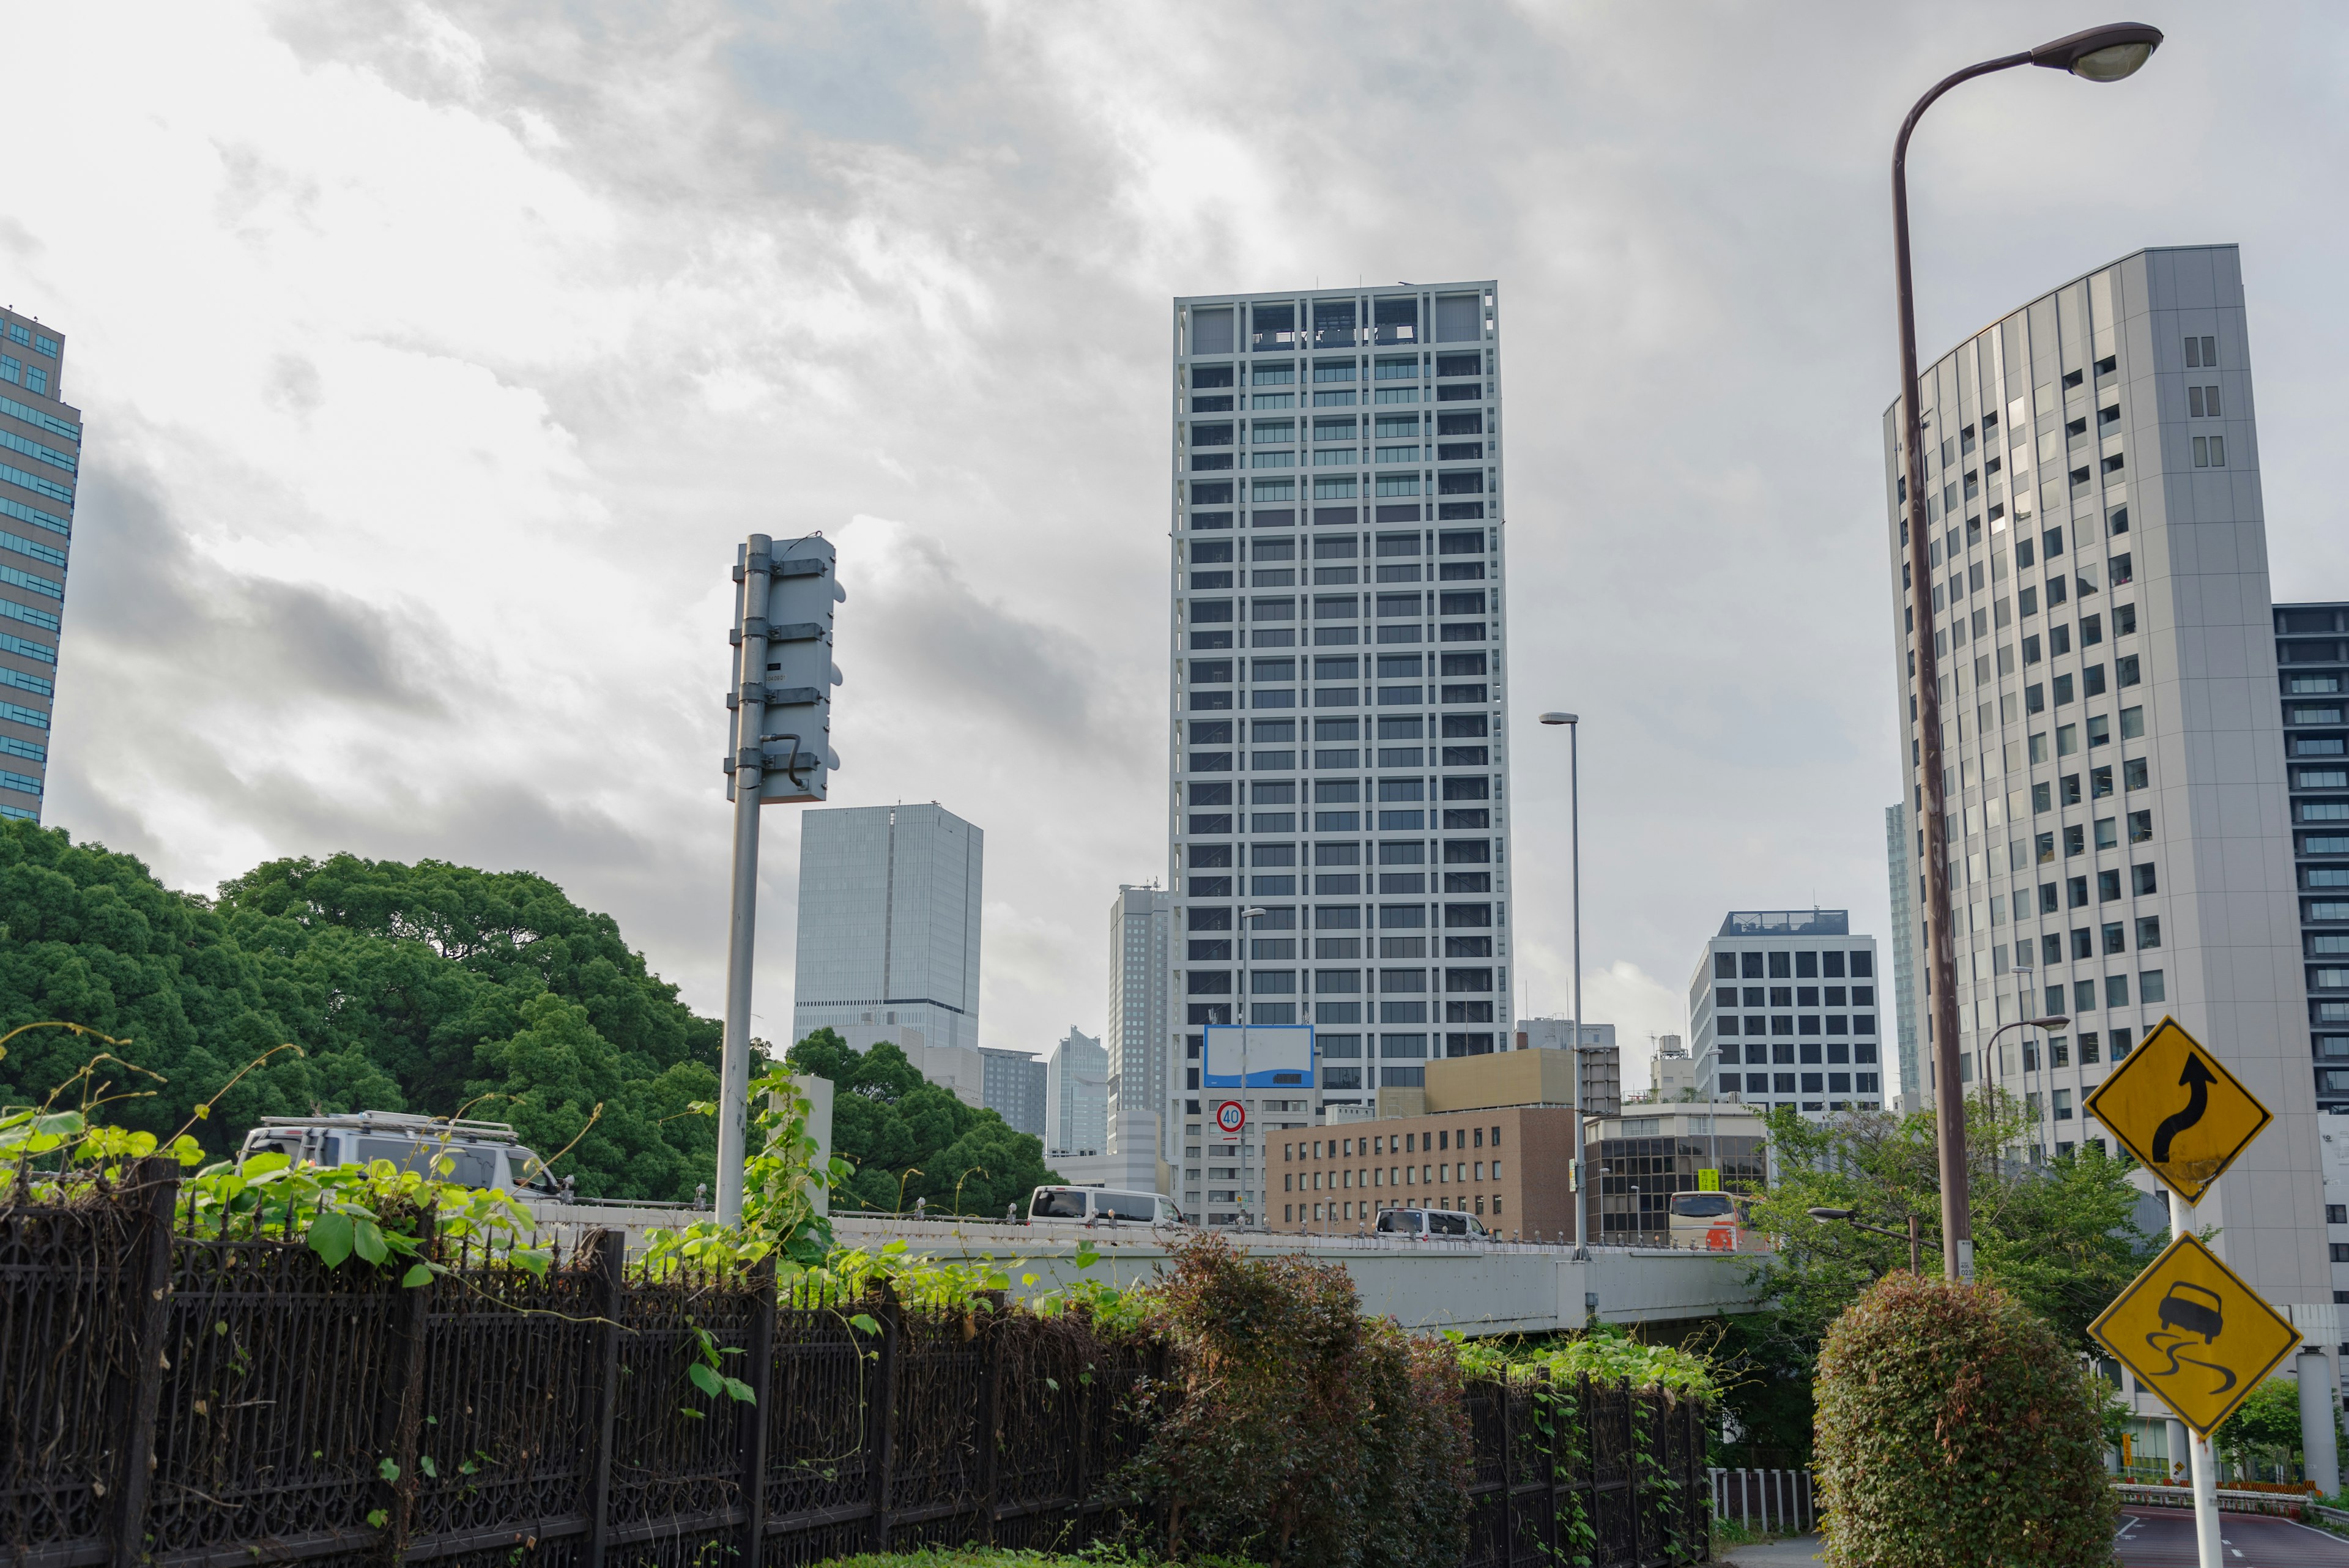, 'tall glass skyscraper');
1167,282,1514,1225
789,802,982,1058
0,308,76,823
1882,243,2328,1317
